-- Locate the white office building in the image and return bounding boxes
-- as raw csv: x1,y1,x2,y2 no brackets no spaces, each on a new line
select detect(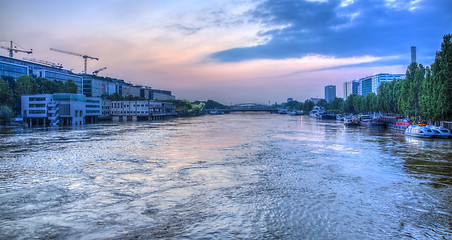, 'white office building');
21,94,102,126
